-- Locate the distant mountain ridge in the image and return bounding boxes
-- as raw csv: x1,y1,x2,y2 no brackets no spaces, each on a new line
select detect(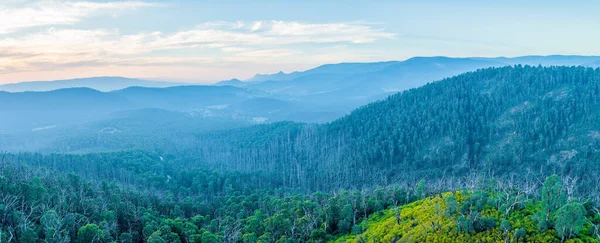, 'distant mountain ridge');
0,76,184,92
0,84,335,133
245,61,400,82
3,55,599,94
213,78,248,87
246,55,600,83
229,55,600,113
